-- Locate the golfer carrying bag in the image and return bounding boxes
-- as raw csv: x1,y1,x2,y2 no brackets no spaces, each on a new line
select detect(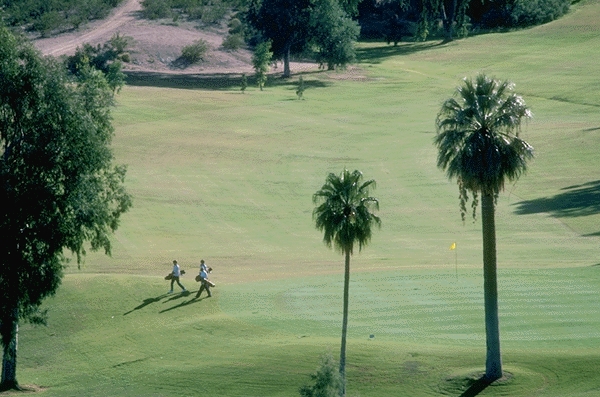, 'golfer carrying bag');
195,259,213,298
